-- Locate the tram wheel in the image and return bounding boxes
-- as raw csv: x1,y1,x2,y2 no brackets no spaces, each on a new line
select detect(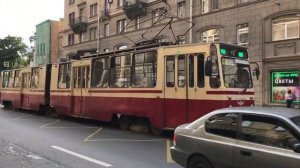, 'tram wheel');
119,115,130,130
150,124,163,136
